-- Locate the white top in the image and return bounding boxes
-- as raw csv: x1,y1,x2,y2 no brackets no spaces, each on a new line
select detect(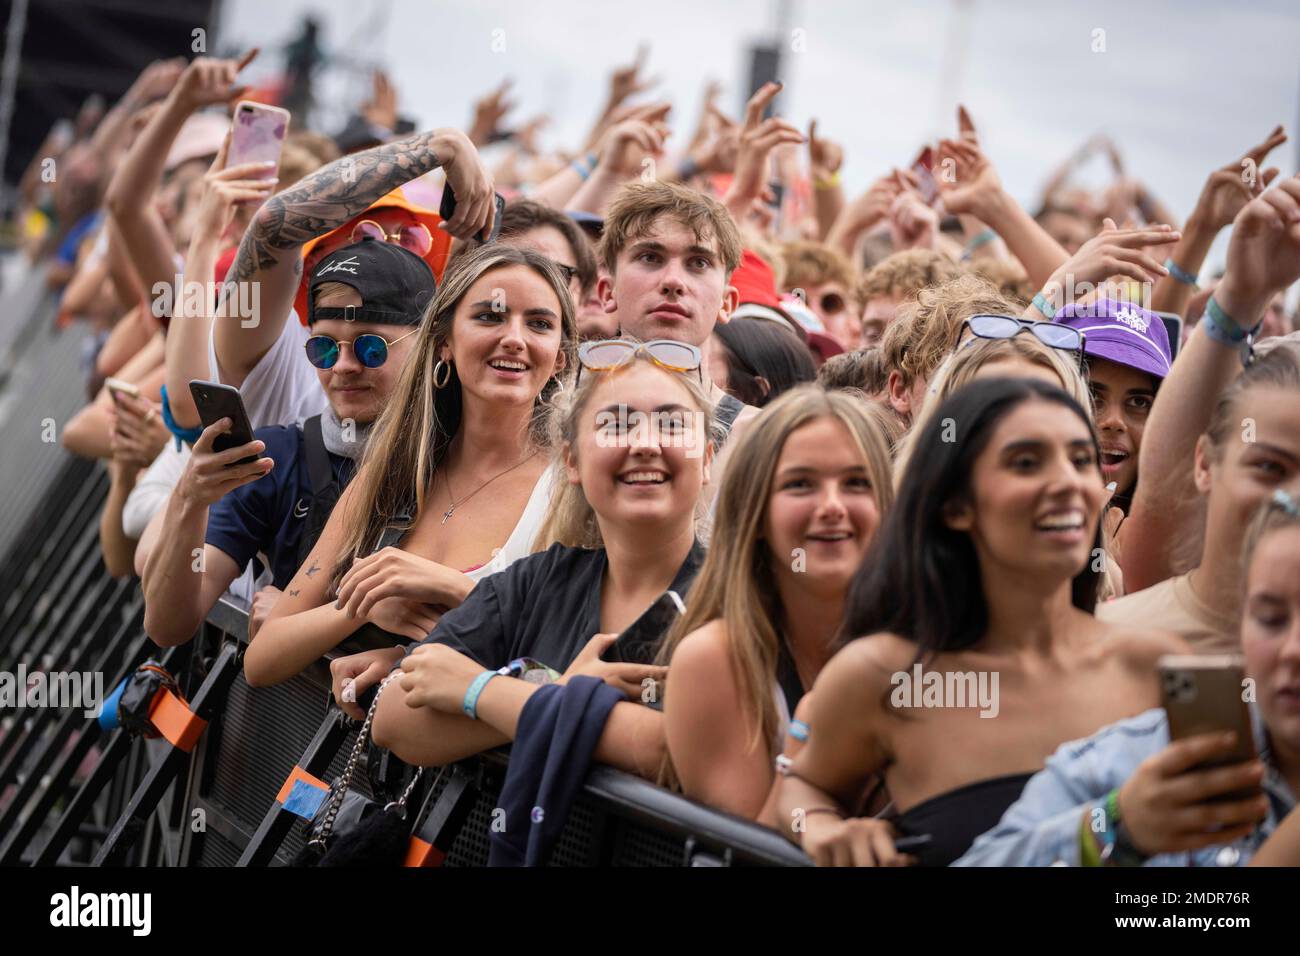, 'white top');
122,441,187,540
464,464,556,583
207,310,328,429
